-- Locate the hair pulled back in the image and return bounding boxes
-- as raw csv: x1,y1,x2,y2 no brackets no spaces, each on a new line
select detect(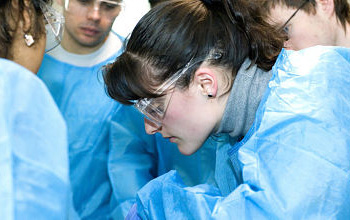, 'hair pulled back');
104,0,284,105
